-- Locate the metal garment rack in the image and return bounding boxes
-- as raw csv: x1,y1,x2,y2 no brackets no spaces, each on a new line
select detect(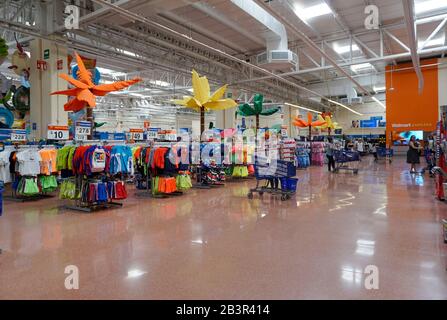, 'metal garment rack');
135,142,185,198
5,145,57,202
62,142,127,213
